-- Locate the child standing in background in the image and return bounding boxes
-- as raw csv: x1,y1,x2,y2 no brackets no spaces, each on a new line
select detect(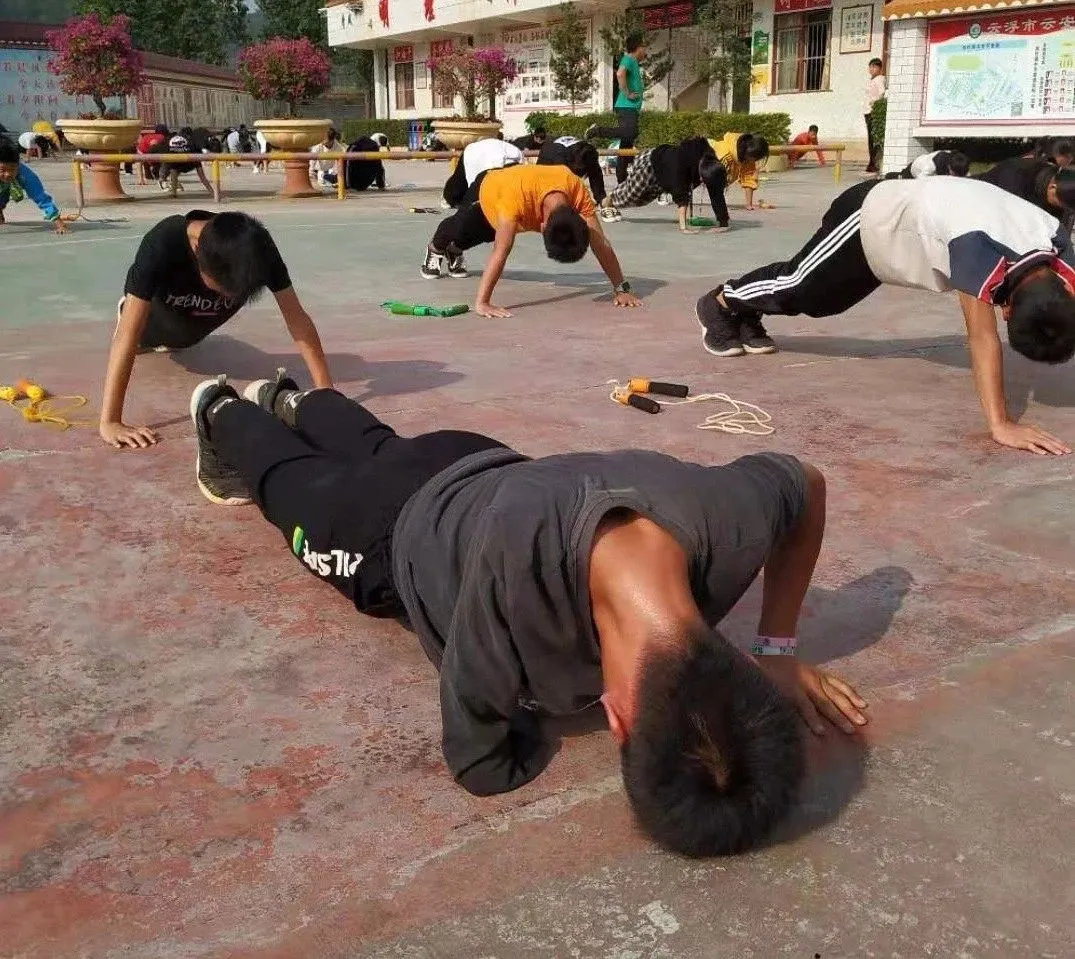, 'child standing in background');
864,58,886,174
0,137,66,233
